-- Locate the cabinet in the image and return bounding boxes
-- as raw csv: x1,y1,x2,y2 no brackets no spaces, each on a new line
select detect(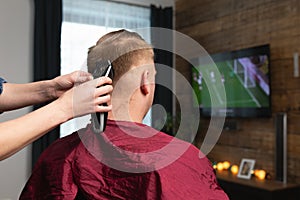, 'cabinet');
216,171,300,200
